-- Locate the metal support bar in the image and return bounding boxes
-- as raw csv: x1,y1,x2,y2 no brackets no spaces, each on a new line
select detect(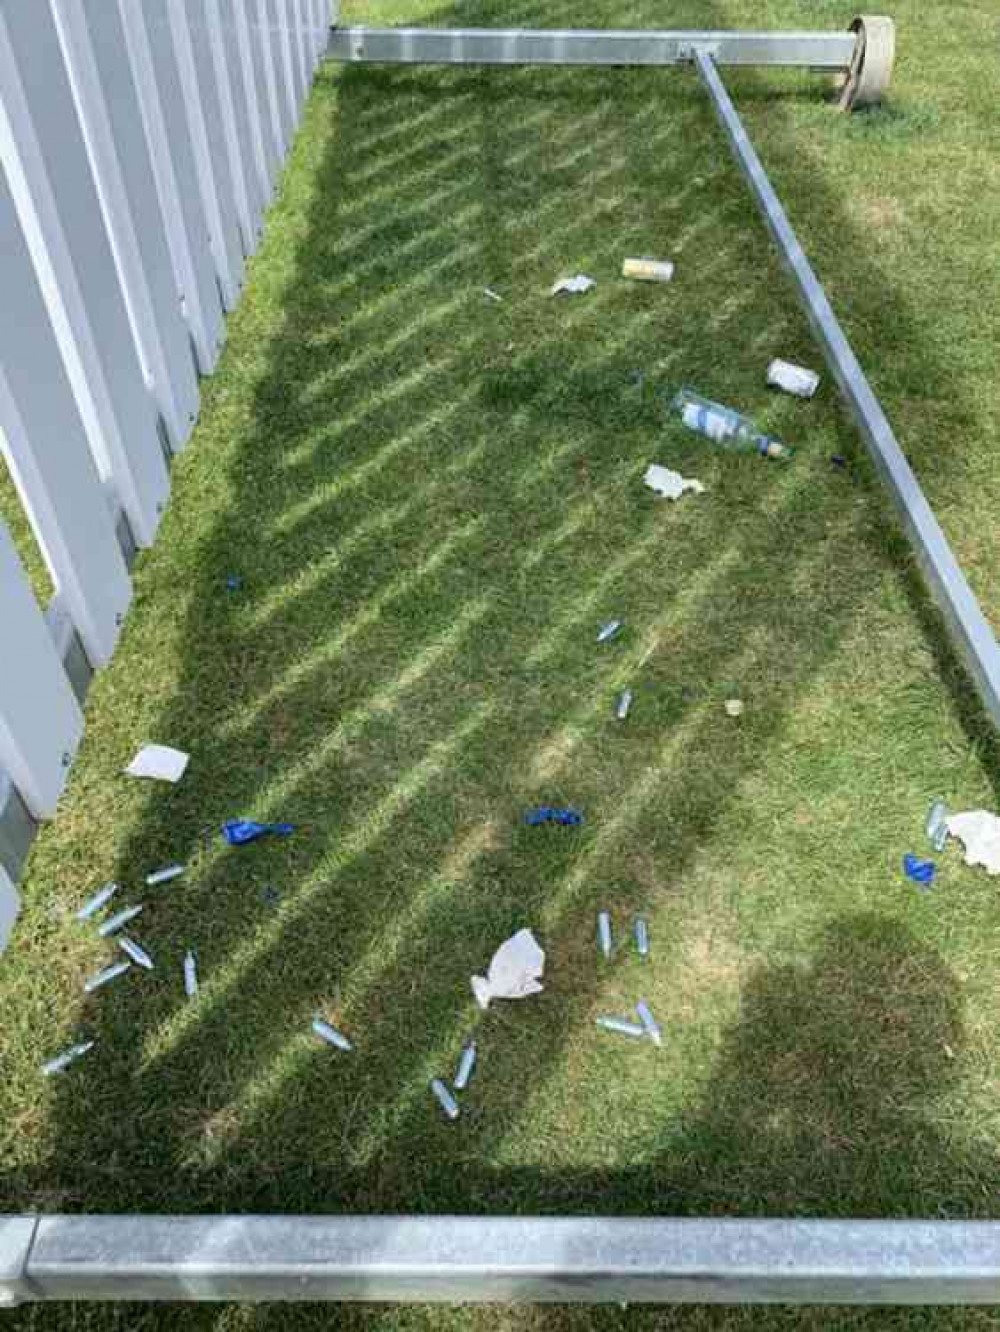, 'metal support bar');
327,27,857,70
694,51,1000,731
7,1215,1000,1304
